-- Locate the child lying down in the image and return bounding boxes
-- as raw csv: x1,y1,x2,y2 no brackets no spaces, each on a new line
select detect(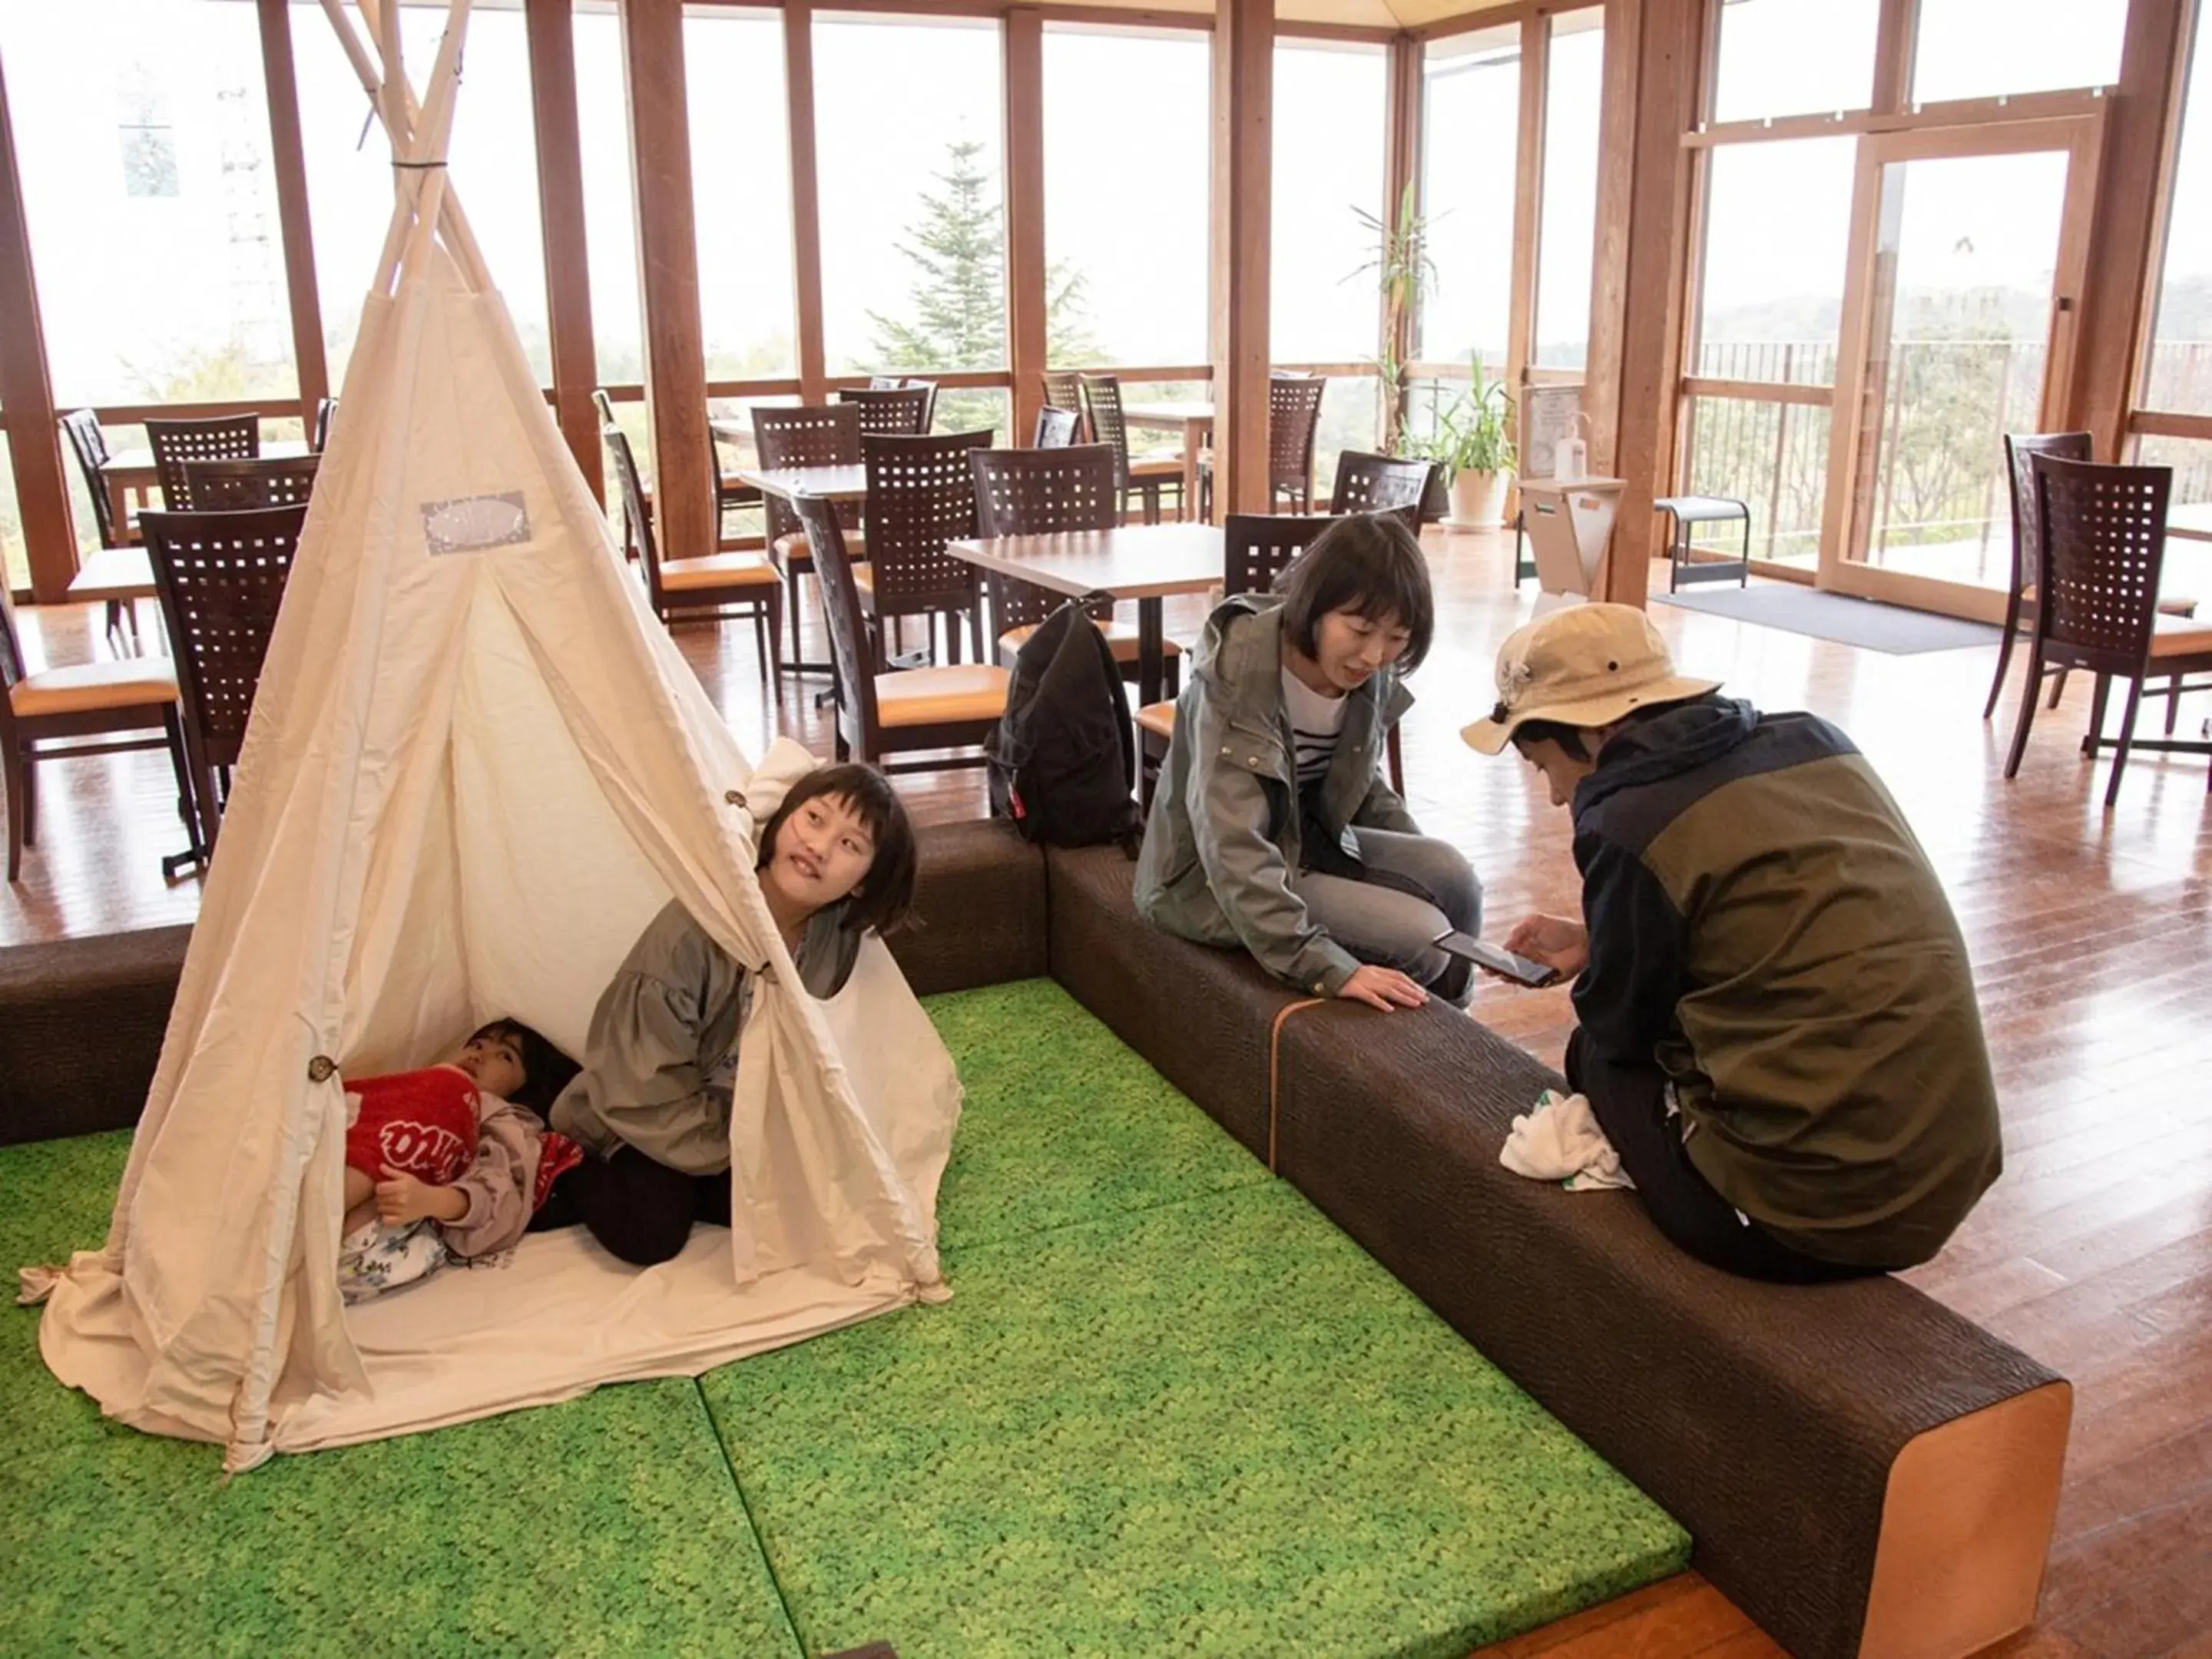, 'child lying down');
336,1019,581,1303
